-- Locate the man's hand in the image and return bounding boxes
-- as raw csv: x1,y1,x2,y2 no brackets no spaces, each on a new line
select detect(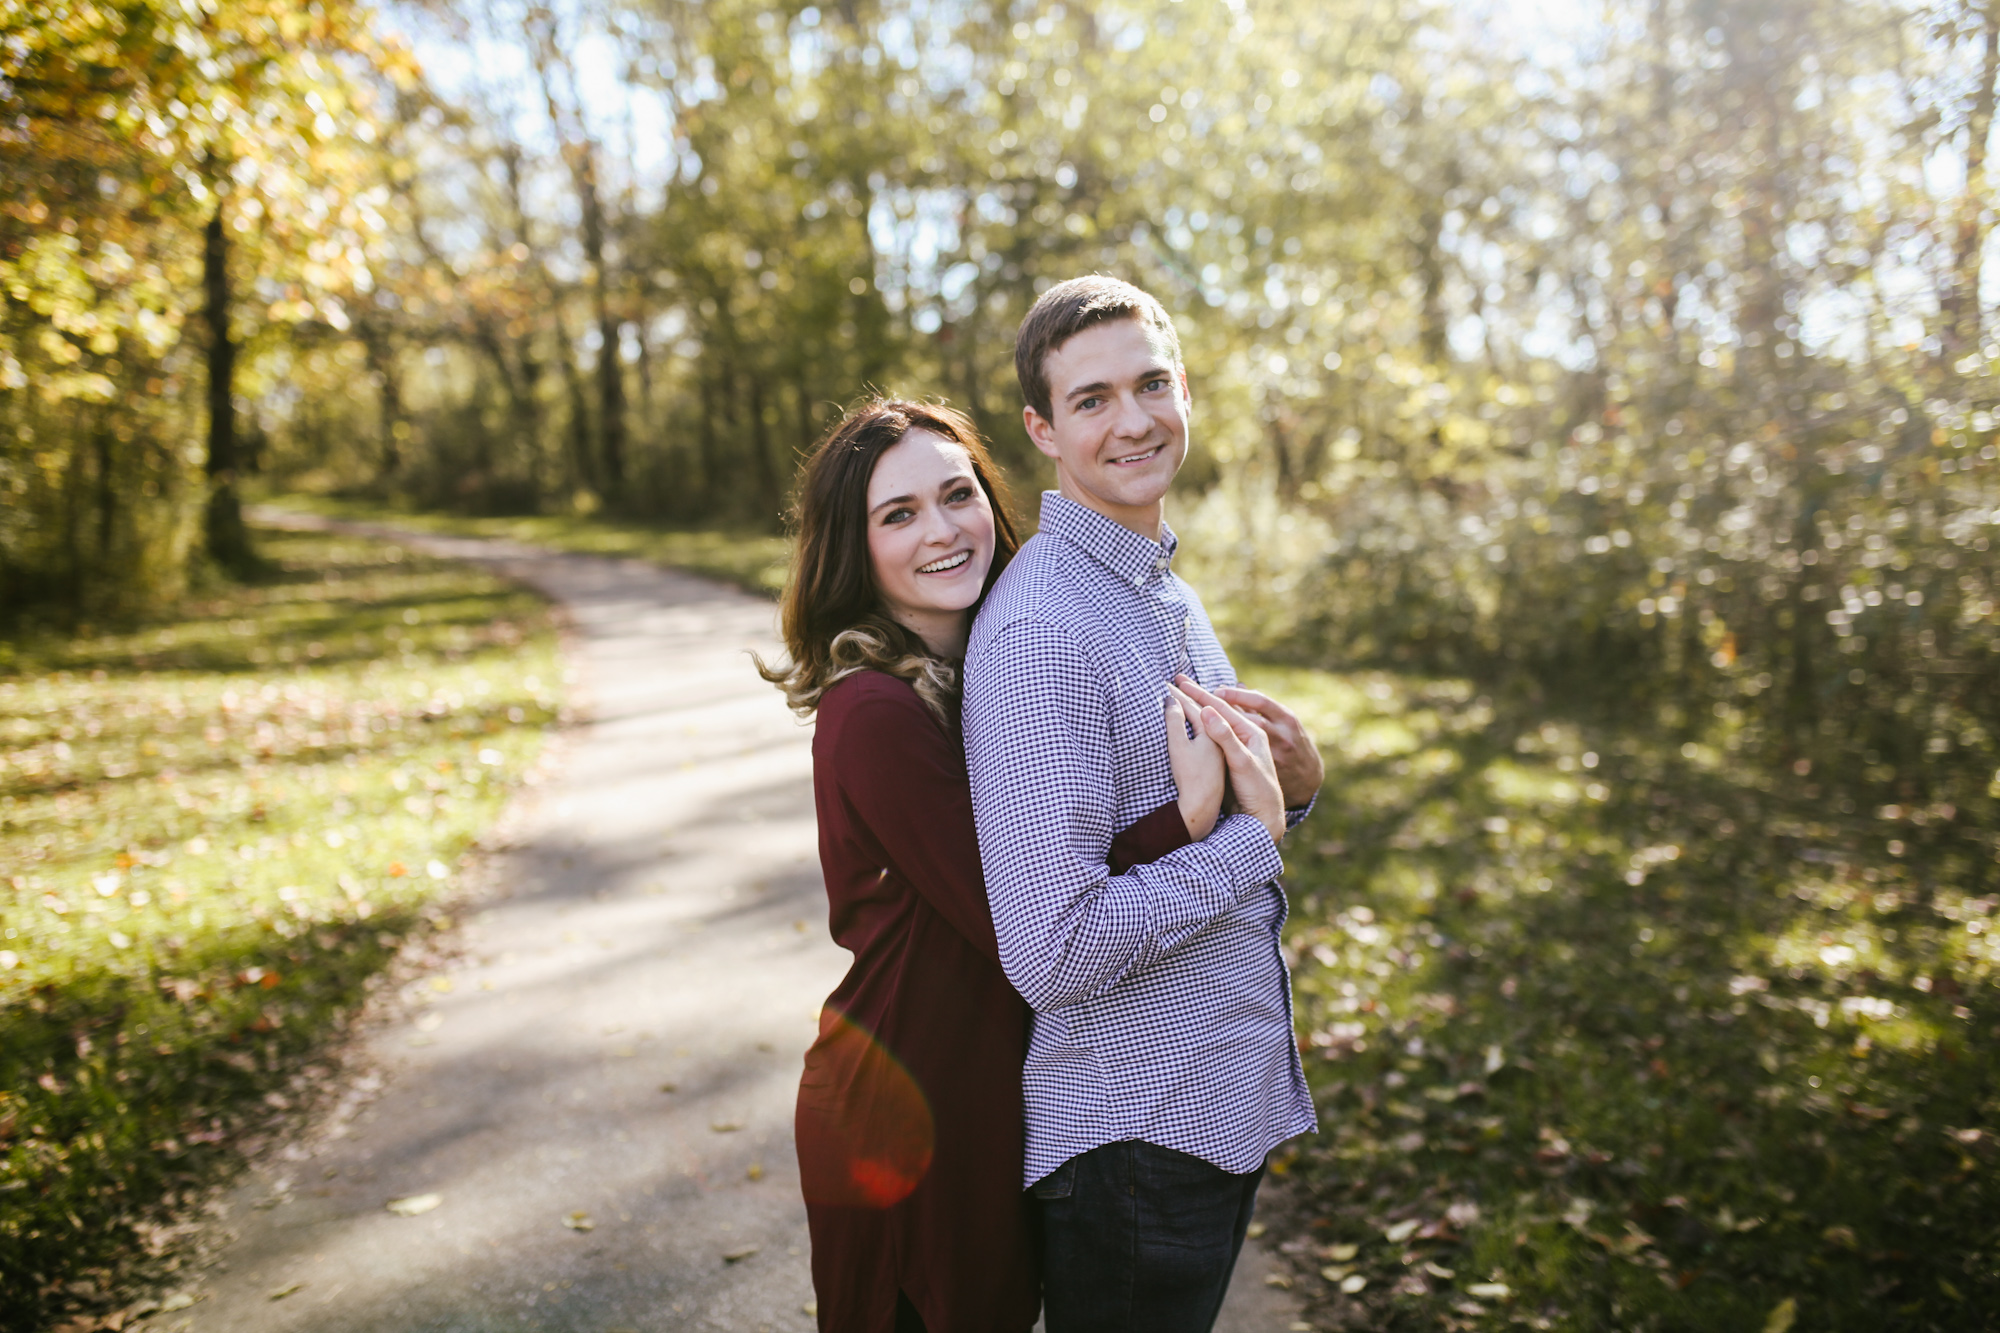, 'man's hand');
1176,677,1325,810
